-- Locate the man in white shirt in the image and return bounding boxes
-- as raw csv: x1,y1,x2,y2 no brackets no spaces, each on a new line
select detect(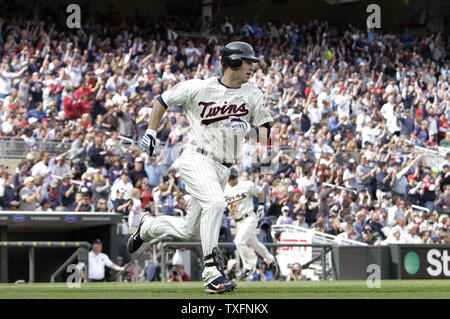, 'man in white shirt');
356,108,371,134
0,63,27,98
77,239,125,282
31,151,52,186
361,121,382,146
307,98,322,126
386,105,402,135
380,95,395,120
334,87,351,120
109,170,133,201
184,41,201,67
